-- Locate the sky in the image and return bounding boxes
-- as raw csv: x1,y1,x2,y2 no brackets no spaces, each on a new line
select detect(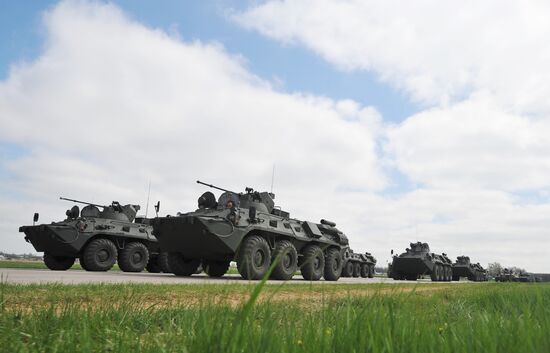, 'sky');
1,0,549,272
